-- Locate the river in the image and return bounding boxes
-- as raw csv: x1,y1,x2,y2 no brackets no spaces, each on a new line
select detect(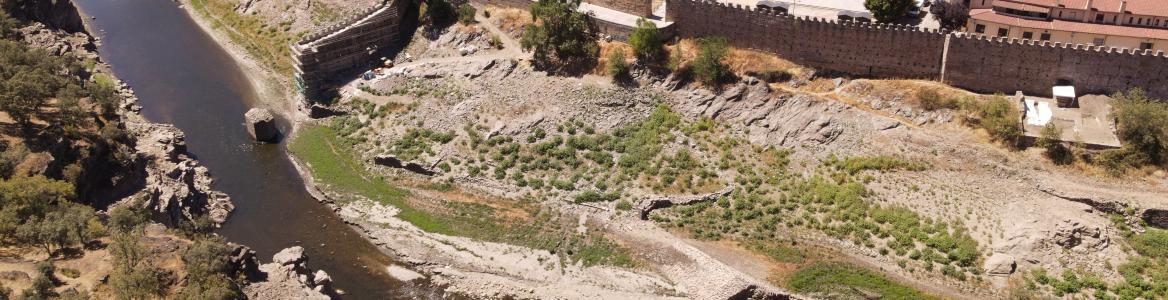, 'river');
72,0,442,298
